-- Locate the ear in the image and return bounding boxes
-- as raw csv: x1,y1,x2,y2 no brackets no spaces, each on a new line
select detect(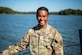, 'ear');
47,15,49,20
